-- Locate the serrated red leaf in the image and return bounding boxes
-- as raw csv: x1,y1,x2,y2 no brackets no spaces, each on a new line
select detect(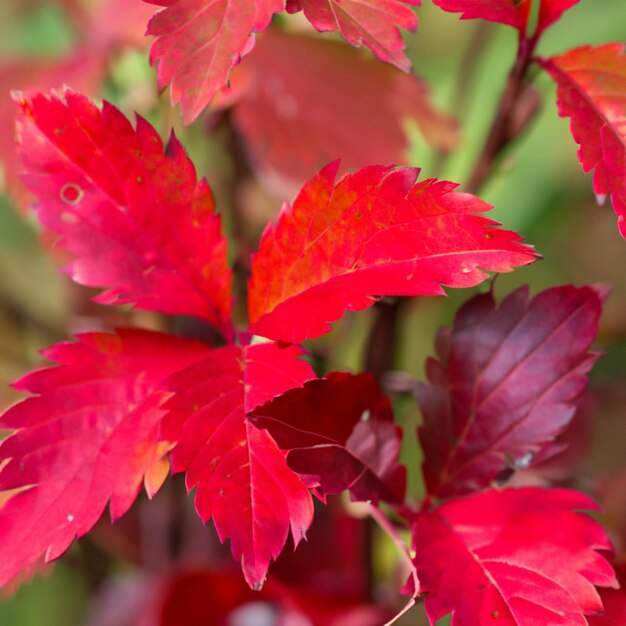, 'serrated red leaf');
416,285,604,499
288,0,419,71
15,90,233,330
588,564,626,626
539,44,626,238
251,372,406,504
145,0,283,124
0,329,208,587
248,162,537,344
162,341,316,588
413,487,617,626
230,30,458,192
433,0,579,35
